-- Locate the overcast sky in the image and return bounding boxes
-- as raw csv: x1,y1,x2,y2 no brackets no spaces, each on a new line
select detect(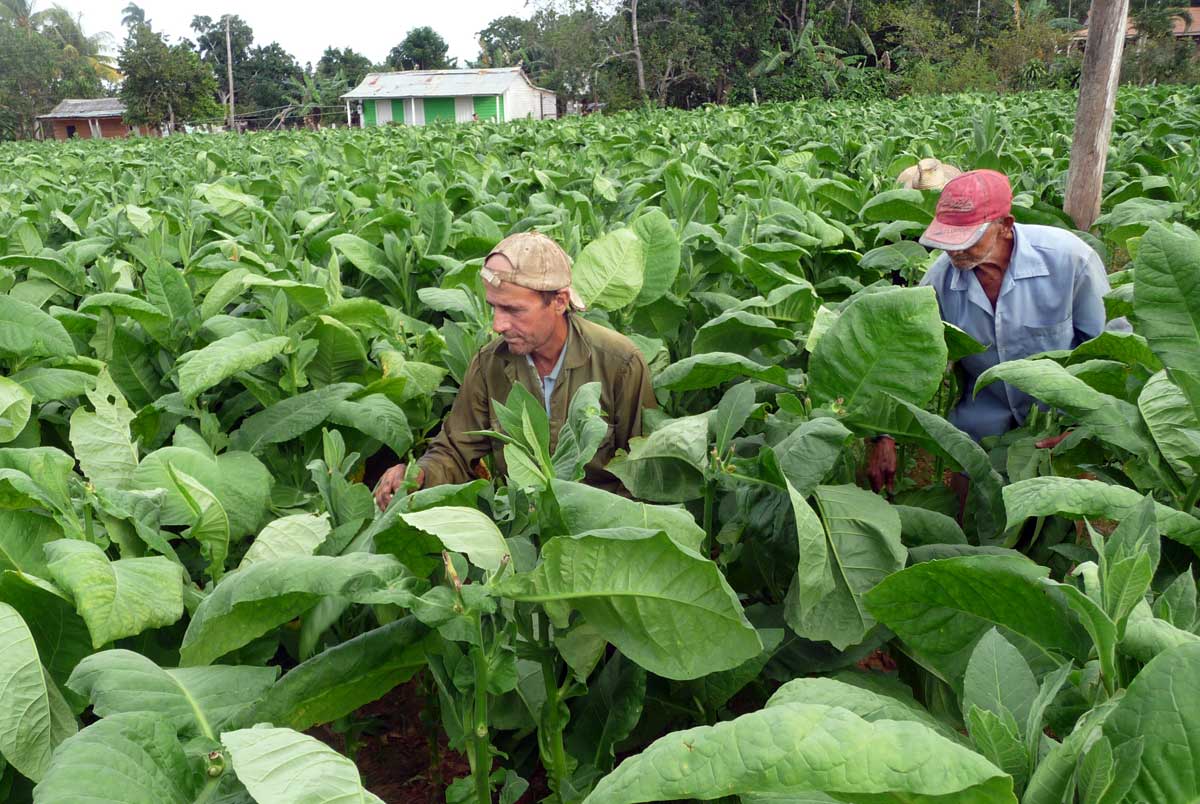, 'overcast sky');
58,0,535,68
